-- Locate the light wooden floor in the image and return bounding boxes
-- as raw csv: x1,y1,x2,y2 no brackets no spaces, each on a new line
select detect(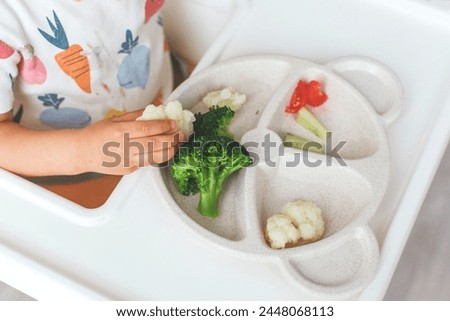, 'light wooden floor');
384,143,450,300
1,144,450,301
